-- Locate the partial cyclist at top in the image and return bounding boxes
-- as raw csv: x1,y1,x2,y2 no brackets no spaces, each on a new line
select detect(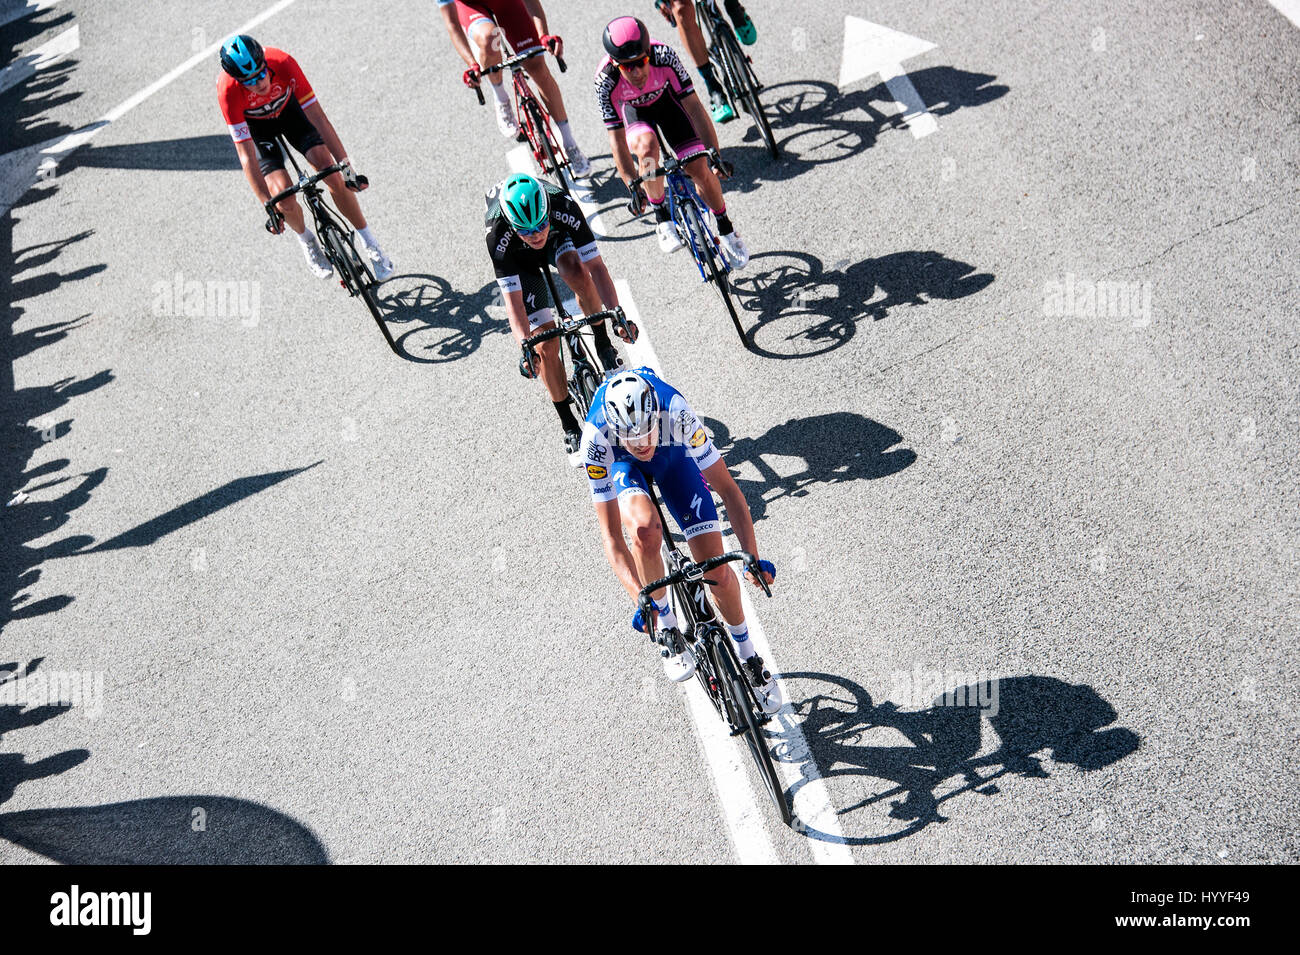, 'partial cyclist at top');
436,0,593,177
217,35,394,281
653,0,759,124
